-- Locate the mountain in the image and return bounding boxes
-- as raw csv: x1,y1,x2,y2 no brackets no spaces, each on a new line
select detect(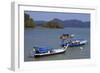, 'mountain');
63,20,90,28
42,19,64,28
51,18,64,24
35,18,90,28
